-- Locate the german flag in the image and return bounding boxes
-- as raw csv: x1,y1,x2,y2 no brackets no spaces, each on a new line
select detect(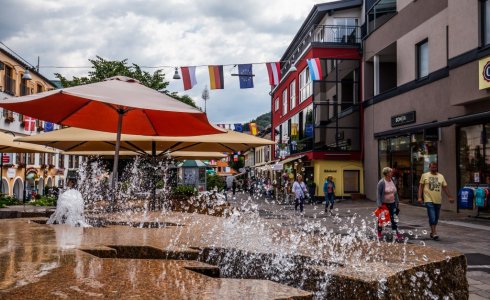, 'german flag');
208,65,224,89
